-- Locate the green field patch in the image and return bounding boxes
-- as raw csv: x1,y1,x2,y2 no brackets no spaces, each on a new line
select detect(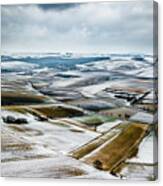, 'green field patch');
74,114,117,127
